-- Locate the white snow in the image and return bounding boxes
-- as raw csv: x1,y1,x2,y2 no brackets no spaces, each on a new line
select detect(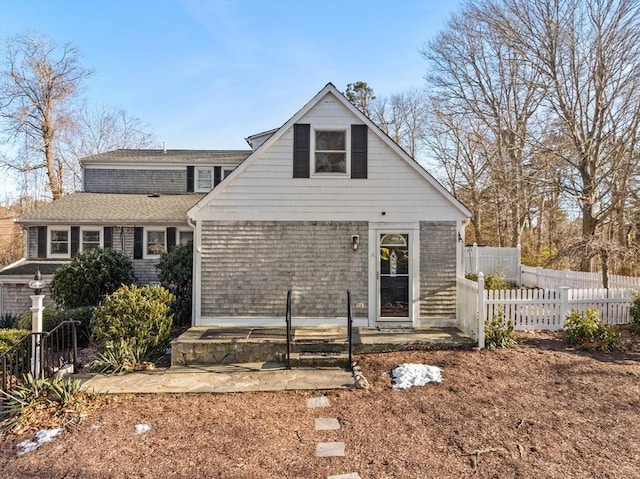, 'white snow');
135,423,151,434
391,363,443,389
16,428,62,455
